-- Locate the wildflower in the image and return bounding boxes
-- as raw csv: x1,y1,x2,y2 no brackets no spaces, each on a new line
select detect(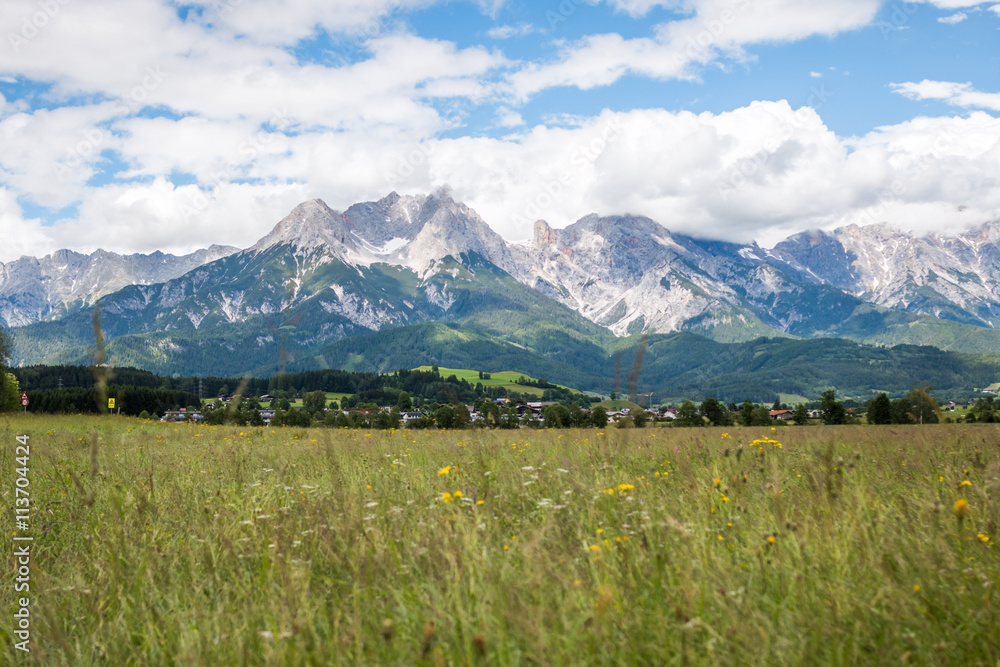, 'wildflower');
767,536,776,544
960,480,972,487
438,466,452,476
618,483,635,492
589,545,600,552
913,585,920,593
441,492,453,503
720,495,729,502
366,485,372,489
714,478,721,488
476,500,484,505
954,498,969,521
977,533,990,543
596,528,604,534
